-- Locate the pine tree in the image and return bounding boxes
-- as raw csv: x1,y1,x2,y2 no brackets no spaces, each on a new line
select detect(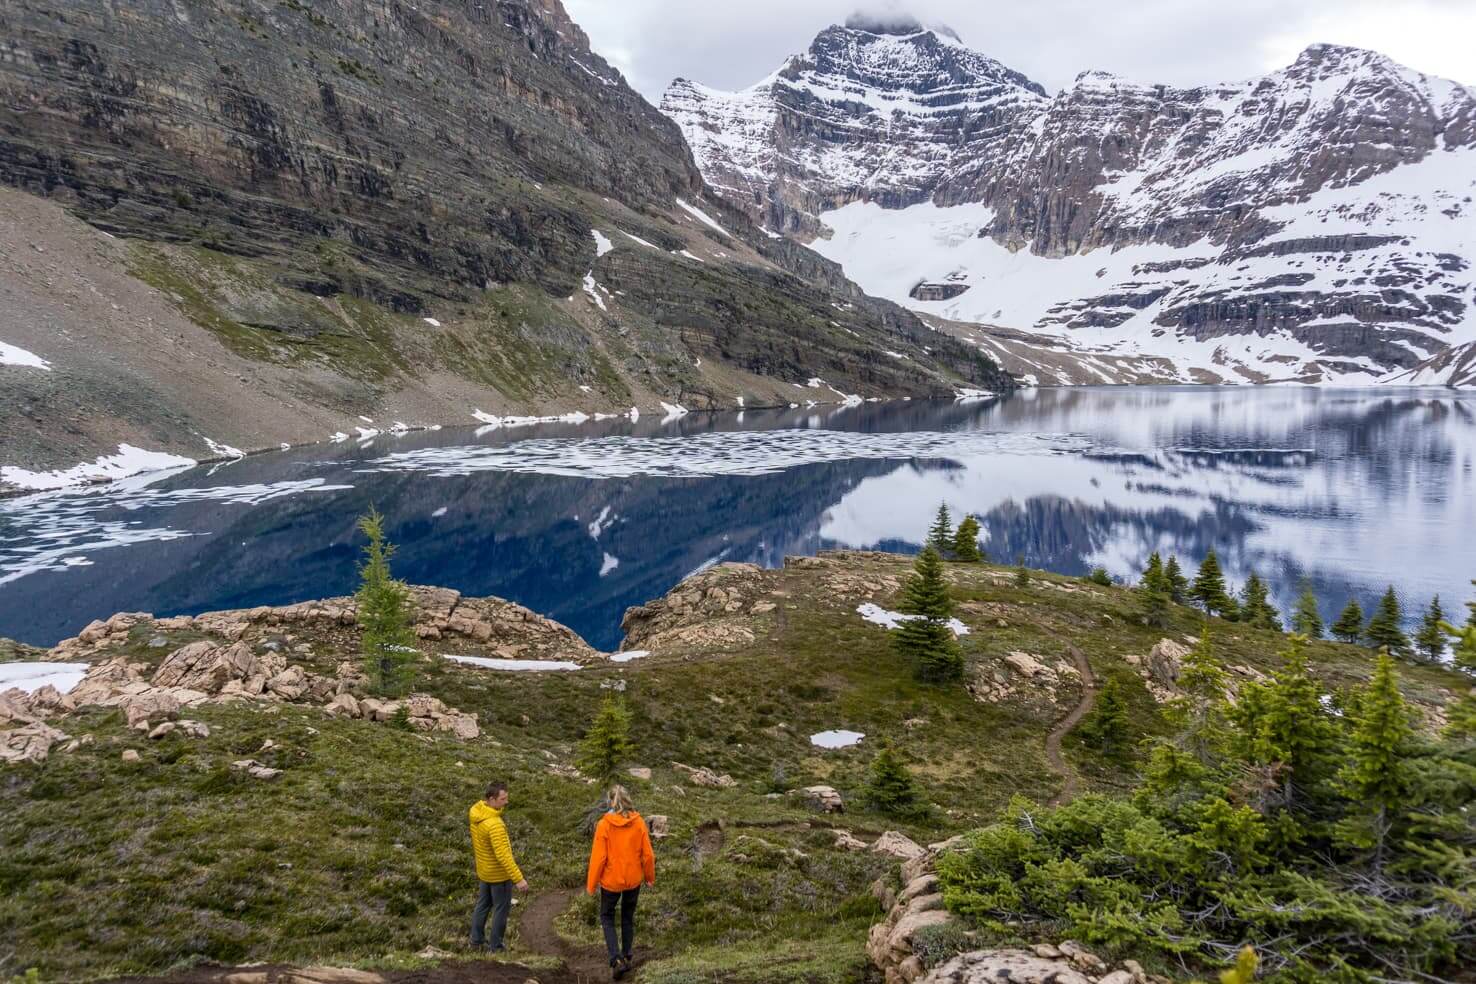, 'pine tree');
926,504,953,554
576,695,635,783
1365,586,1410,658
1164,556,1190,604
354,507,416,696
1170,628,1232,765
1087,567,1113,587
1077,677,1131,758
1141,551,1166,592
1137,565,1173,629
1013,555,1029,588
1239,573,1282,631
865,742,922,816
1230,634,1336,810
1331,598,1364,644
1337,650,1413,867
1444,622,1476,738
1291,581,1324,639
1189,550,1234,618
896,546,963,682
952,515,983,563
1414,596,1448,663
